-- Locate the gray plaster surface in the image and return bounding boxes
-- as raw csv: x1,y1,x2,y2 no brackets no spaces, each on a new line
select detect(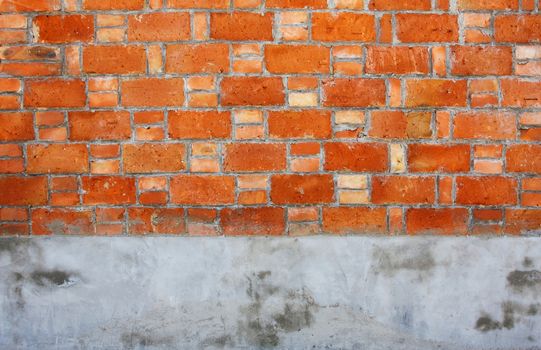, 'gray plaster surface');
0,236,540,349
